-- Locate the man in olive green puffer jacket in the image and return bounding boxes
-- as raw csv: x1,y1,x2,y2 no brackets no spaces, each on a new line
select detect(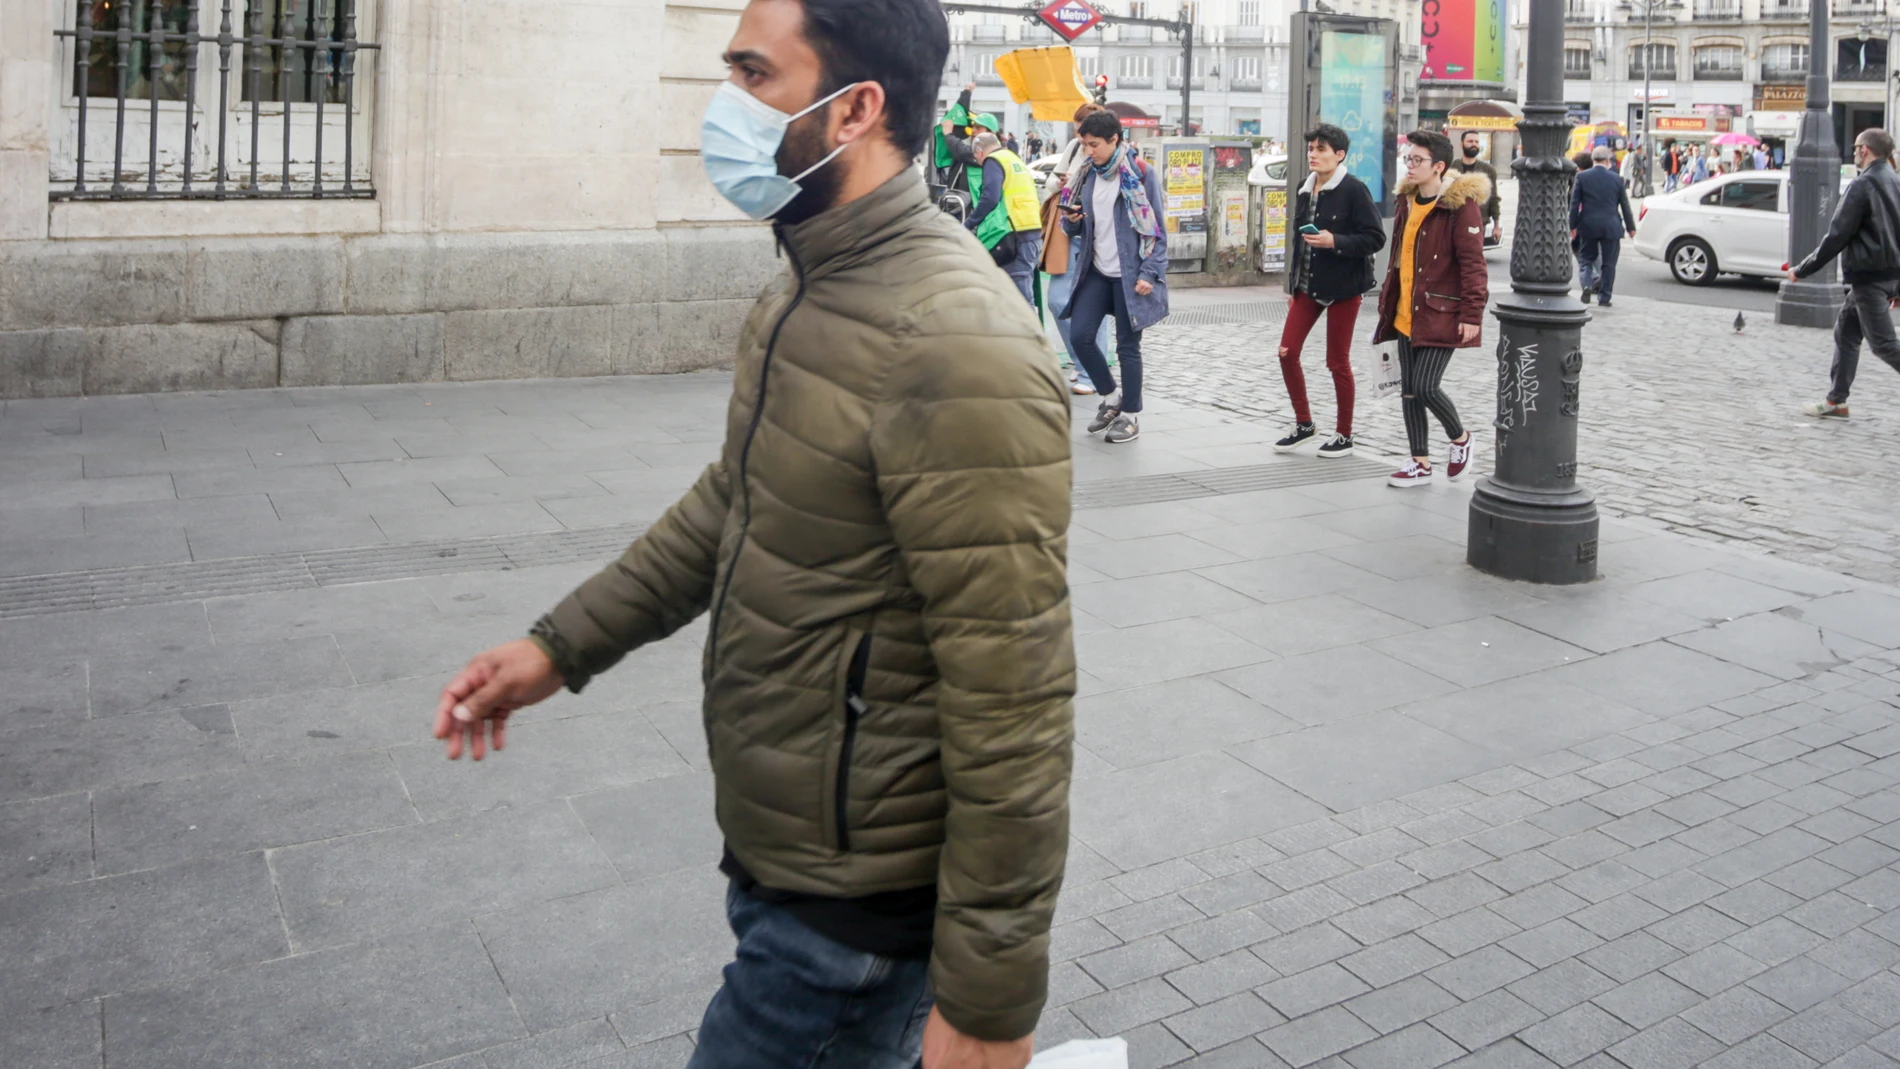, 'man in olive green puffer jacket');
431,0,1074,1064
